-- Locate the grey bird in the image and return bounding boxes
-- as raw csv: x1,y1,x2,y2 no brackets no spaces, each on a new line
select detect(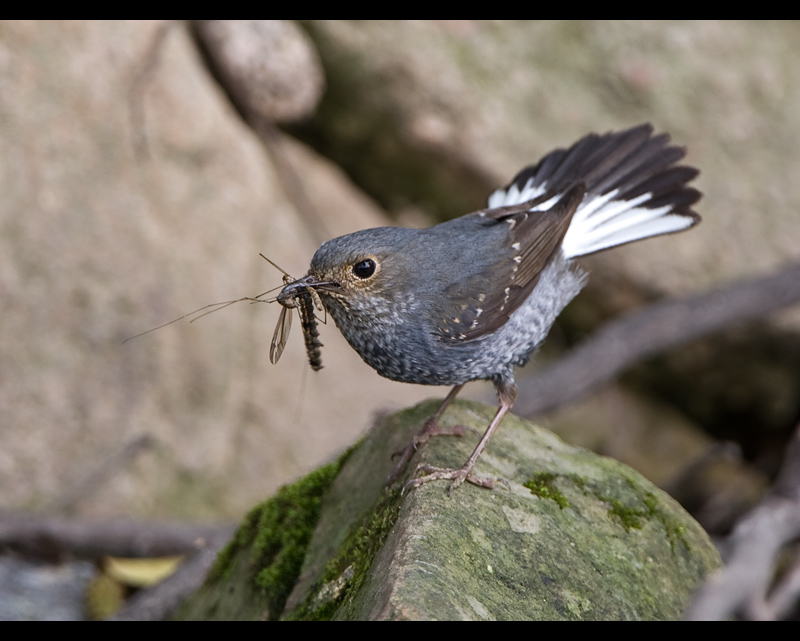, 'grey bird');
278,123,701,491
